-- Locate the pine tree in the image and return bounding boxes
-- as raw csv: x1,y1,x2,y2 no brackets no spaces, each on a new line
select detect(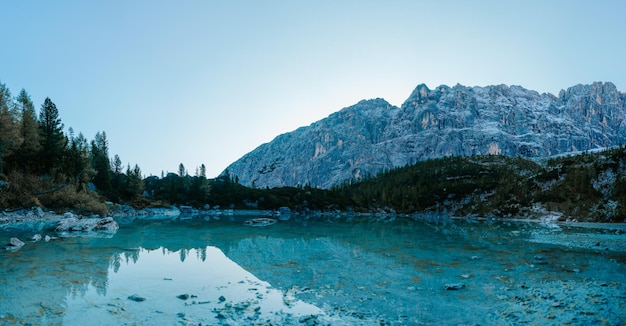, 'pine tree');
13,89,40,172
199,164,207,179
90,131,112,195
124,163,144,200
65,129,93,191
0,82,21,174
38,97,67,175
109,154,124,201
